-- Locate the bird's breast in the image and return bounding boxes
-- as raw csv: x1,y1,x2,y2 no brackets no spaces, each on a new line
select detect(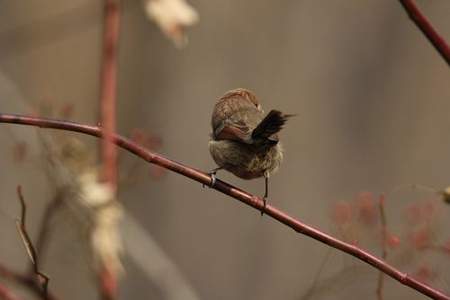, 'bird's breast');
208,140,283,179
